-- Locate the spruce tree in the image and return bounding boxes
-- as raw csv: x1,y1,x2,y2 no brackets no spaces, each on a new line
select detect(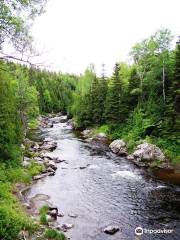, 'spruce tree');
128,65,141,109
90,75,101,124
104,63,124,123
173,40,180,116
98,64,108,123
